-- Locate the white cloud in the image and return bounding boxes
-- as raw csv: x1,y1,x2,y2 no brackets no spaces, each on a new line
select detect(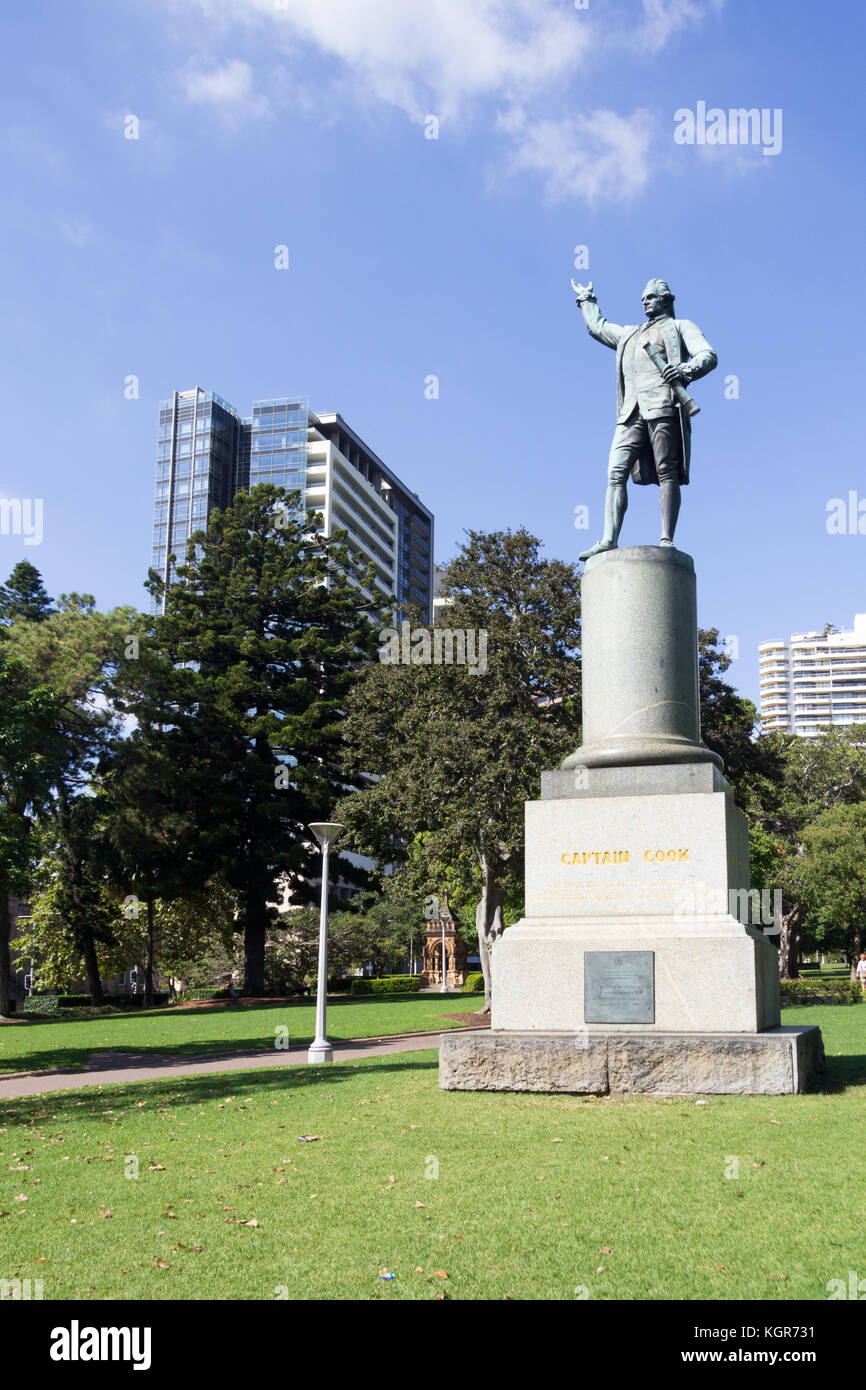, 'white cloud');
637,0,723,53
495,106,655,203
182,58,269,118
165,0,722,200
176,0,591,121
